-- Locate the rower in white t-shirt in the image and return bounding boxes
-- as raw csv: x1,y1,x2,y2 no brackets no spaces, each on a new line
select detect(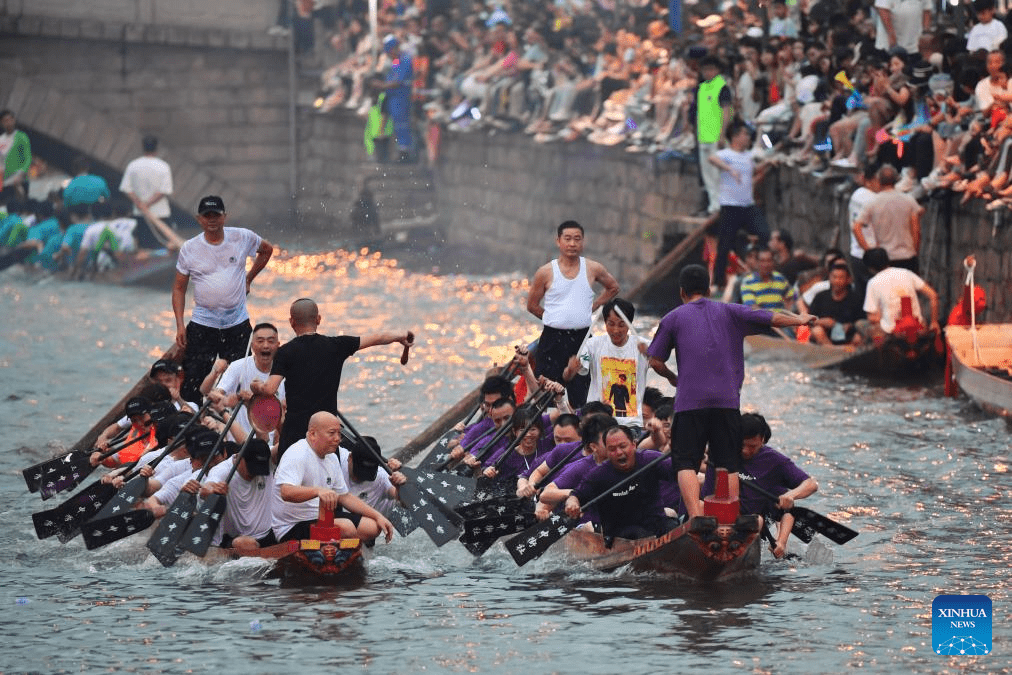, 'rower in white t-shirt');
338,437,405,517
203,439,277,549
271,412,394,543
